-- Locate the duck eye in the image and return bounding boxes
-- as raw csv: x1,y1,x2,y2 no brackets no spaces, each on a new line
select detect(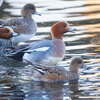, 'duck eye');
64,24,66,27
77,60,82,64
